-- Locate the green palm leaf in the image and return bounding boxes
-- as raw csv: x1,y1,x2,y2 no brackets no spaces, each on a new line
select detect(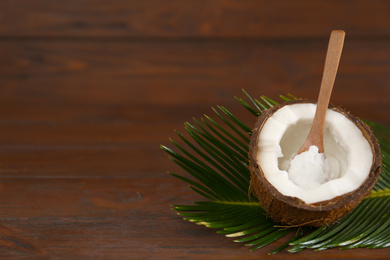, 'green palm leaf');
162,90,390,253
